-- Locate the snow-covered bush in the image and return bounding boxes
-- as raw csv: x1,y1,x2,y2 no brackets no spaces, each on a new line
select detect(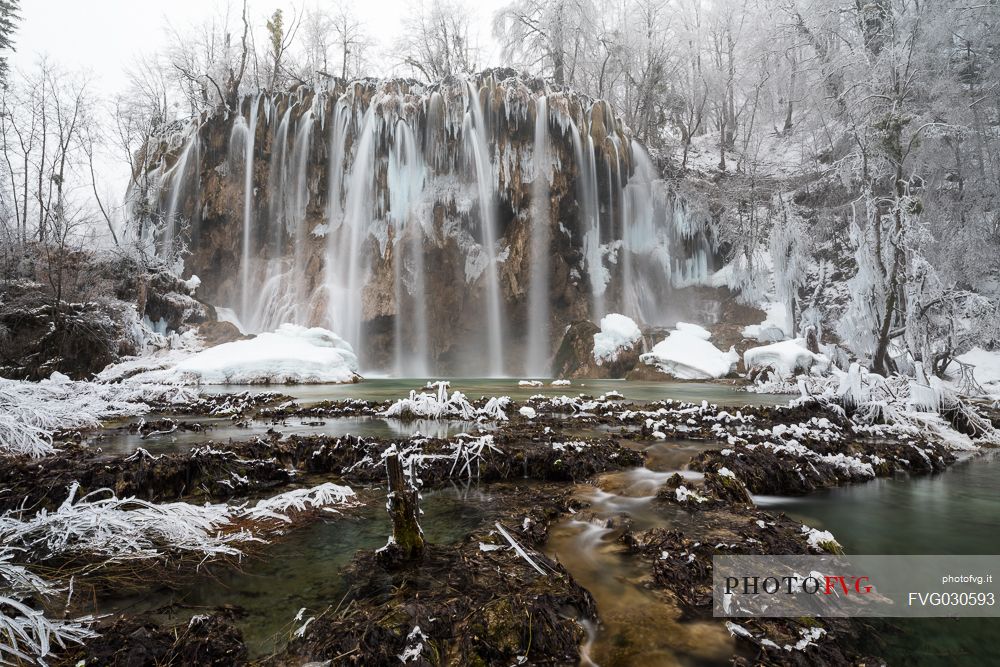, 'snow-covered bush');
384,382,510,421
744,339,830,378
